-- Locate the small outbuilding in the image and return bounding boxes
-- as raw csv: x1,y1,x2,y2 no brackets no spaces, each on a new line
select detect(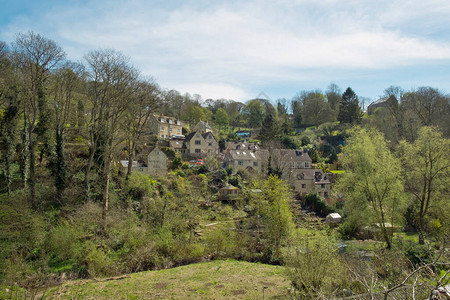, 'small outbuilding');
219,184,240,201
326,213,342,224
